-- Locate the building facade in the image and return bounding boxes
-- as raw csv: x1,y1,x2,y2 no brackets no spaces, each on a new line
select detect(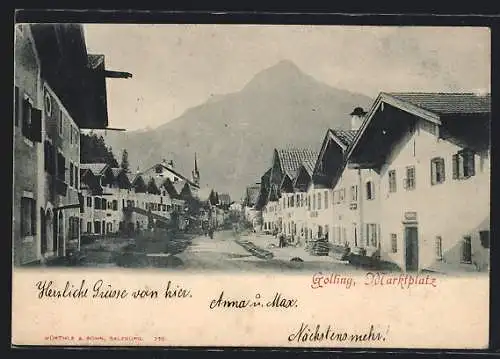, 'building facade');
347,92,490,272
13,24,43,265
13,24,132,265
